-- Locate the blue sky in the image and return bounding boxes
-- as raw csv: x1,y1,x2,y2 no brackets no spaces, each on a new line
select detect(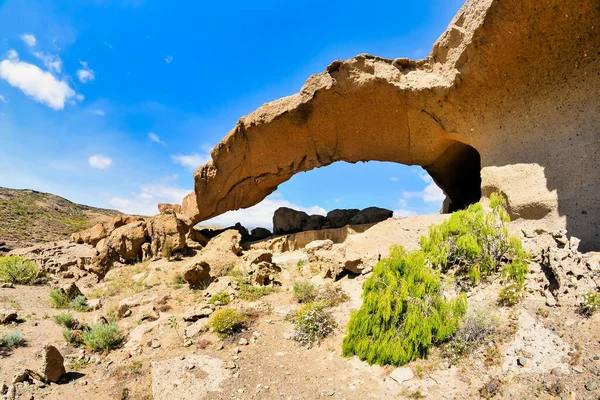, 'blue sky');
0,0,463,229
